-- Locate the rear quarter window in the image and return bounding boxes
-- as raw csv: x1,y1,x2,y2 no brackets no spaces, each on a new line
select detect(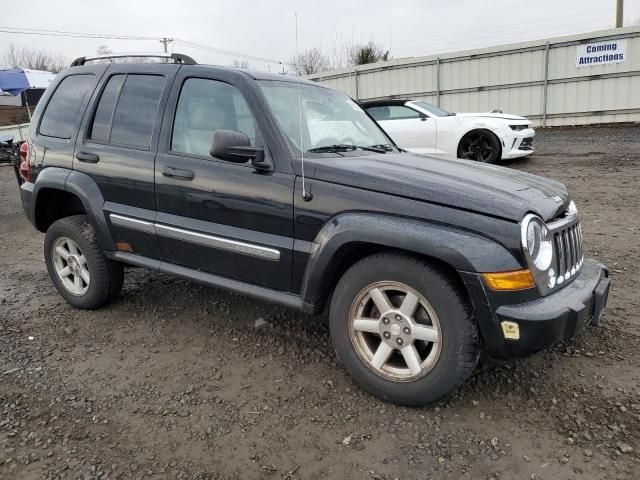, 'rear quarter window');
39,74,95,139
